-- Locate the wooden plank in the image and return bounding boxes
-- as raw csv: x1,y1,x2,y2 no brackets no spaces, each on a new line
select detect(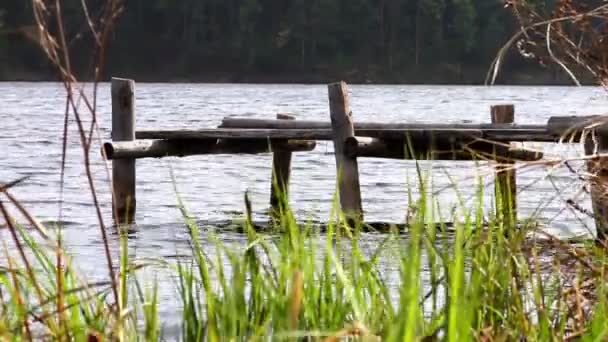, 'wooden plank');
270,114,295,218
329,81,363,224
491,105,517,228
584,124,608,243
103,139,316,160
111,78,136,224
